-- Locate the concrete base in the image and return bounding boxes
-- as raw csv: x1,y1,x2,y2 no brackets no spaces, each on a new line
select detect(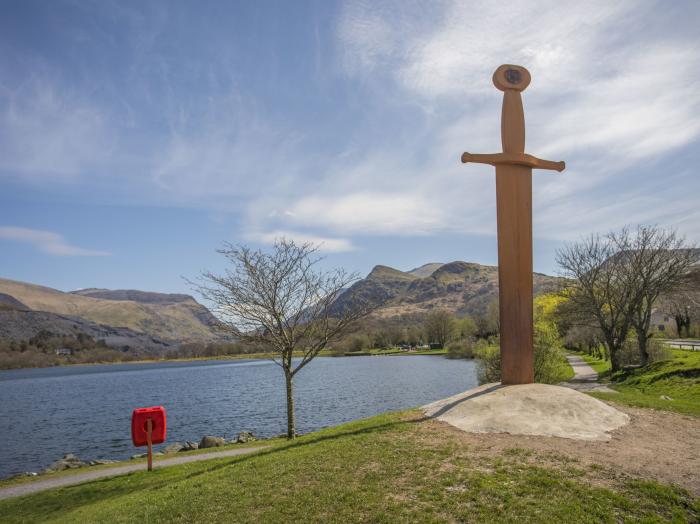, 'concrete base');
423,383,630,441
